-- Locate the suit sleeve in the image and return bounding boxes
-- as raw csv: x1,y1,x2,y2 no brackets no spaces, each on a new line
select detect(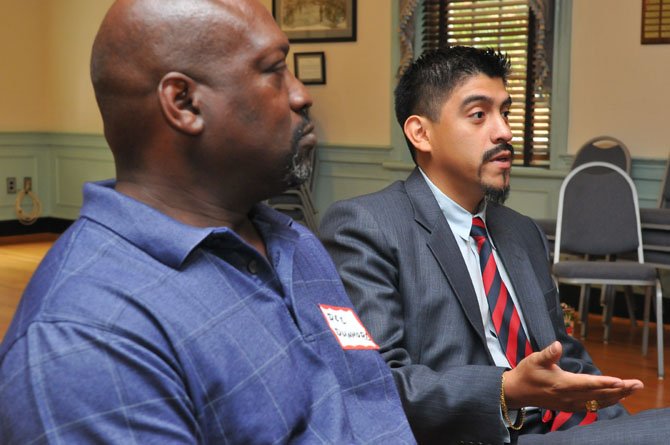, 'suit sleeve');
320,199,510,444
